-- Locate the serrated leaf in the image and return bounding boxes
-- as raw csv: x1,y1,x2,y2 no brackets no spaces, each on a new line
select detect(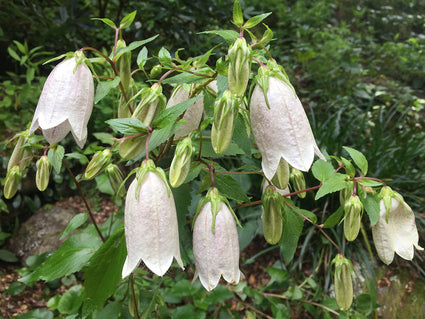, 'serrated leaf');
233,114,251,155
323,206,344,228
106,118,147,135
184,162,203,183
199,30,240,45
158,47,172,67
19,226,102,284
311,159,334,182
295,208,317,225
82,226,126,316
244,12,272,29
356,178,383,187
137,47,148,68
152,96,201,128
340,156,355,177
280,205,304,263
115,36,158,56
193,138,245,158
199,172,250,203
61,213,89,240
92,18,117,29
146,122,182,154
343,146,368,176
233,0,243,27
315,173,348,200
95,77,121,104
120,10,137,29
48,145,64,174
93,132,115,145
58,285,84,314
65,152,89,165
362,193,380,226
